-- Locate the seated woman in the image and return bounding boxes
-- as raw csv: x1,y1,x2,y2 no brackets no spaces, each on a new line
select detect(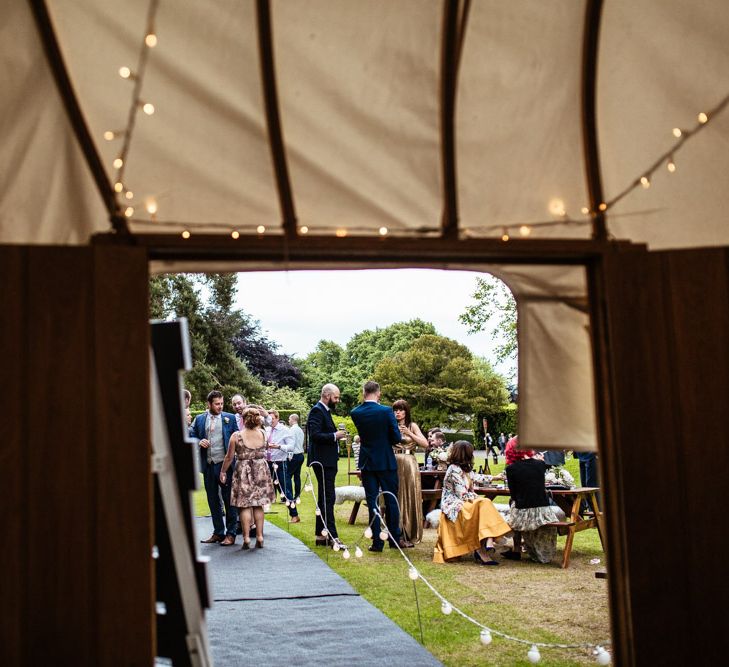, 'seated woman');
503,449,562,563
433,441,511,566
